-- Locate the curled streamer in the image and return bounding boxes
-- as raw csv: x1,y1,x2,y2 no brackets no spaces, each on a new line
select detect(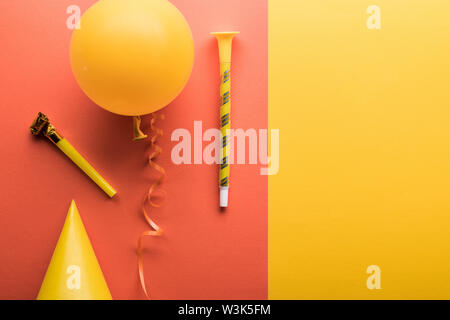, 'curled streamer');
137,113,166,299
